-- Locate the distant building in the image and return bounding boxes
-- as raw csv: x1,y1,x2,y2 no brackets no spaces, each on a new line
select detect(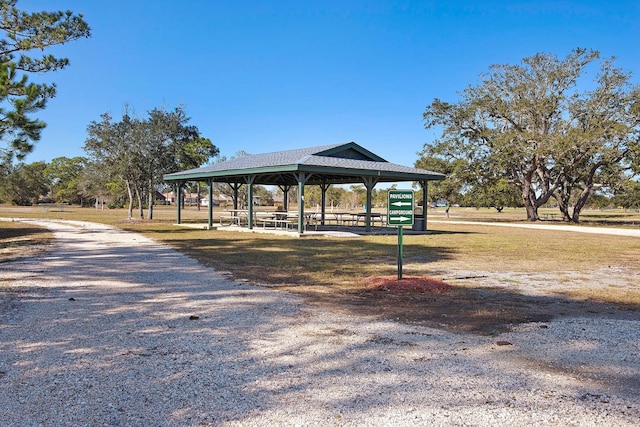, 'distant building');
162,192,233,206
